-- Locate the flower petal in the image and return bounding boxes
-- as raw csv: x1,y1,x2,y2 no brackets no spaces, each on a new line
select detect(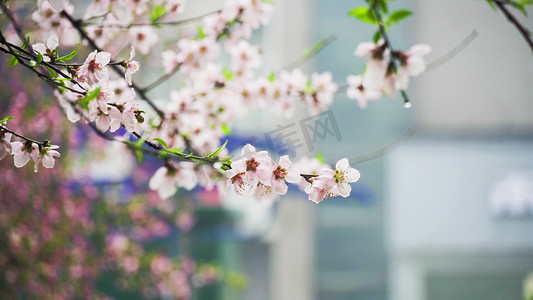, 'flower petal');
335,158,349,171
344,168,361,182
